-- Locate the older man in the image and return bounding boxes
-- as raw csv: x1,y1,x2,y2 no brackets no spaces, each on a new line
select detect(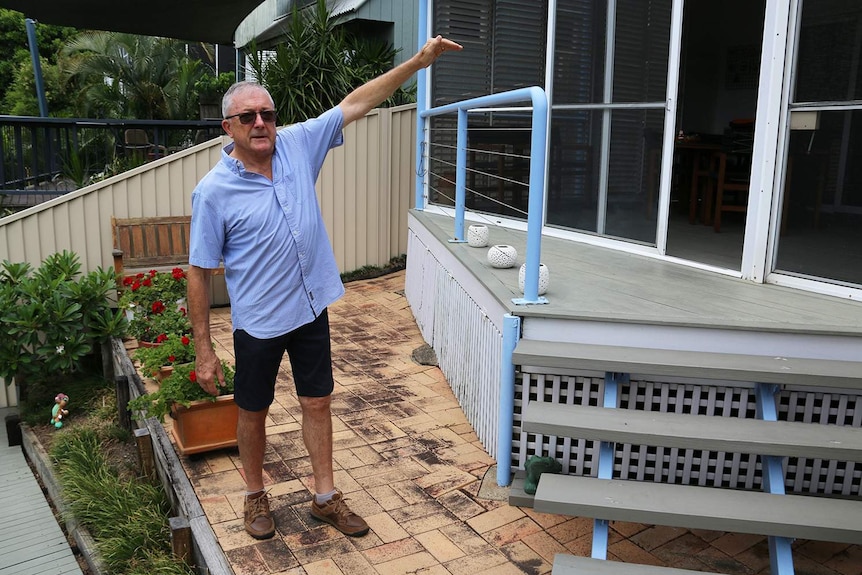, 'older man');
187,36,462,540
